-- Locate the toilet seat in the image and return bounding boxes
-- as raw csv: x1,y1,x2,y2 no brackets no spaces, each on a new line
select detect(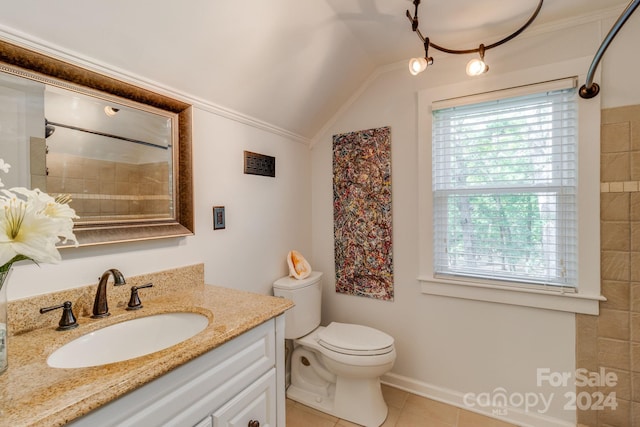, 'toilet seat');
318,322,394,356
